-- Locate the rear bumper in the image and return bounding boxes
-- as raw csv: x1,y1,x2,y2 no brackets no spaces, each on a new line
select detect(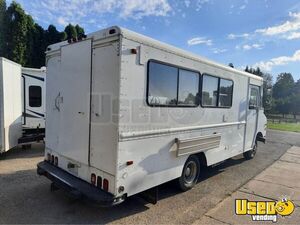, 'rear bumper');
37,161,125,206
